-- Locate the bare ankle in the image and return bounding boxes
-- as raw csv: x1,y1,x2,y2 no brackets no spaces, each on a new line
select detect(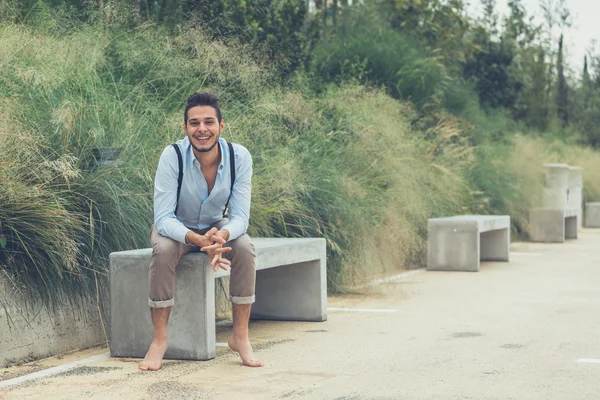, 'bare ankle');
151,337,168,345
232,331,249,340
